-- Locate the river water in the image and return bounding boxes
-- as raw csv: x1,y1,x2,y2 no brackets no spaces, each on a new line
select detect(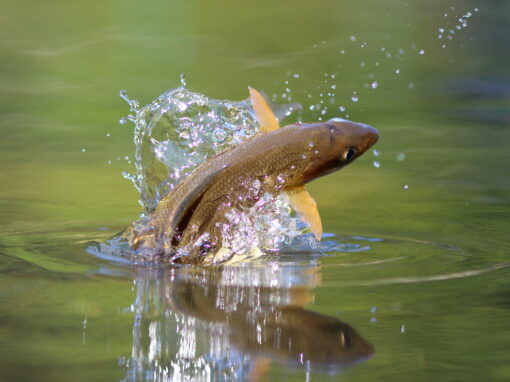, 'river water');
1,0,509,381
